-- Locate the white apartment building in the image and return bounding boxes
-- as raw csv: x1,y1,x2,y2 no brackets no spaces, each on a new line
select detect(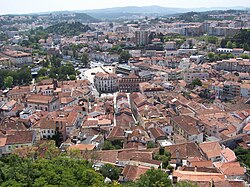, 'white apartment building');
94,72,118,93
